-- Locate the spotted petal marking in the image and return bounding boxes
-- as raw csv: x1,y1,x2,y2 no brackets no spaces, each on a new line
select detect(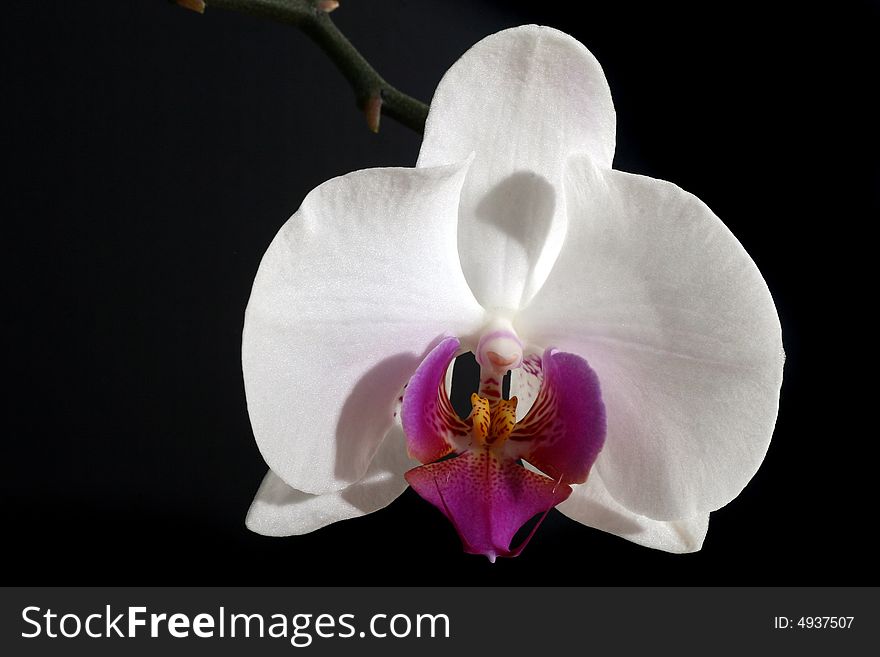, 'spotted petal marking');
402,342,606,561
405,450,571,562
508,348,606,485
400,337,470,463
